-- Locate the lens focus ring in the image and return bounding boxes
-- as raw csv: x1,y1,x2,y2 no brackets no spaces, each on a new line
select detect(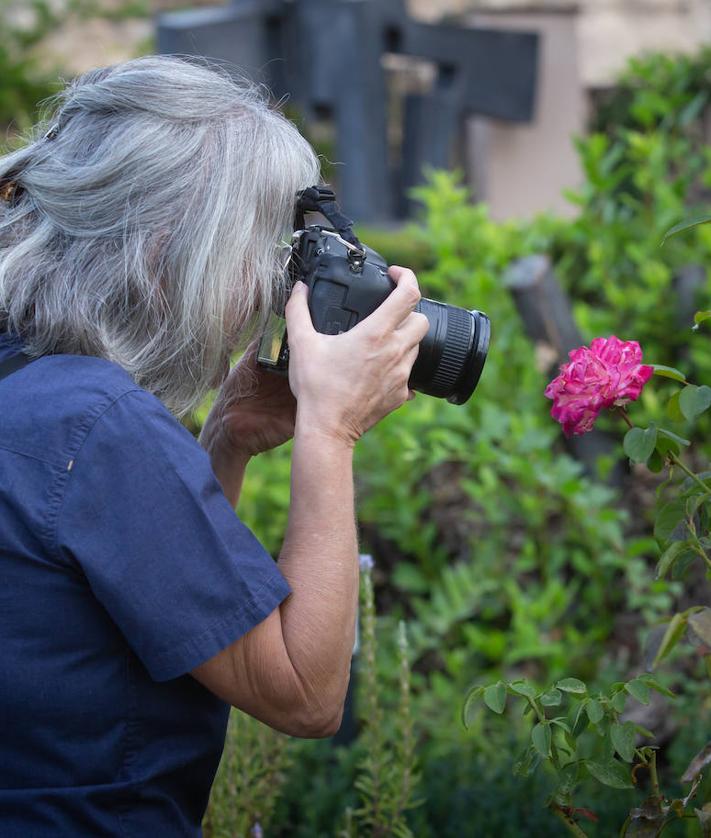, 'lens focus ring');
428,305,472,397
